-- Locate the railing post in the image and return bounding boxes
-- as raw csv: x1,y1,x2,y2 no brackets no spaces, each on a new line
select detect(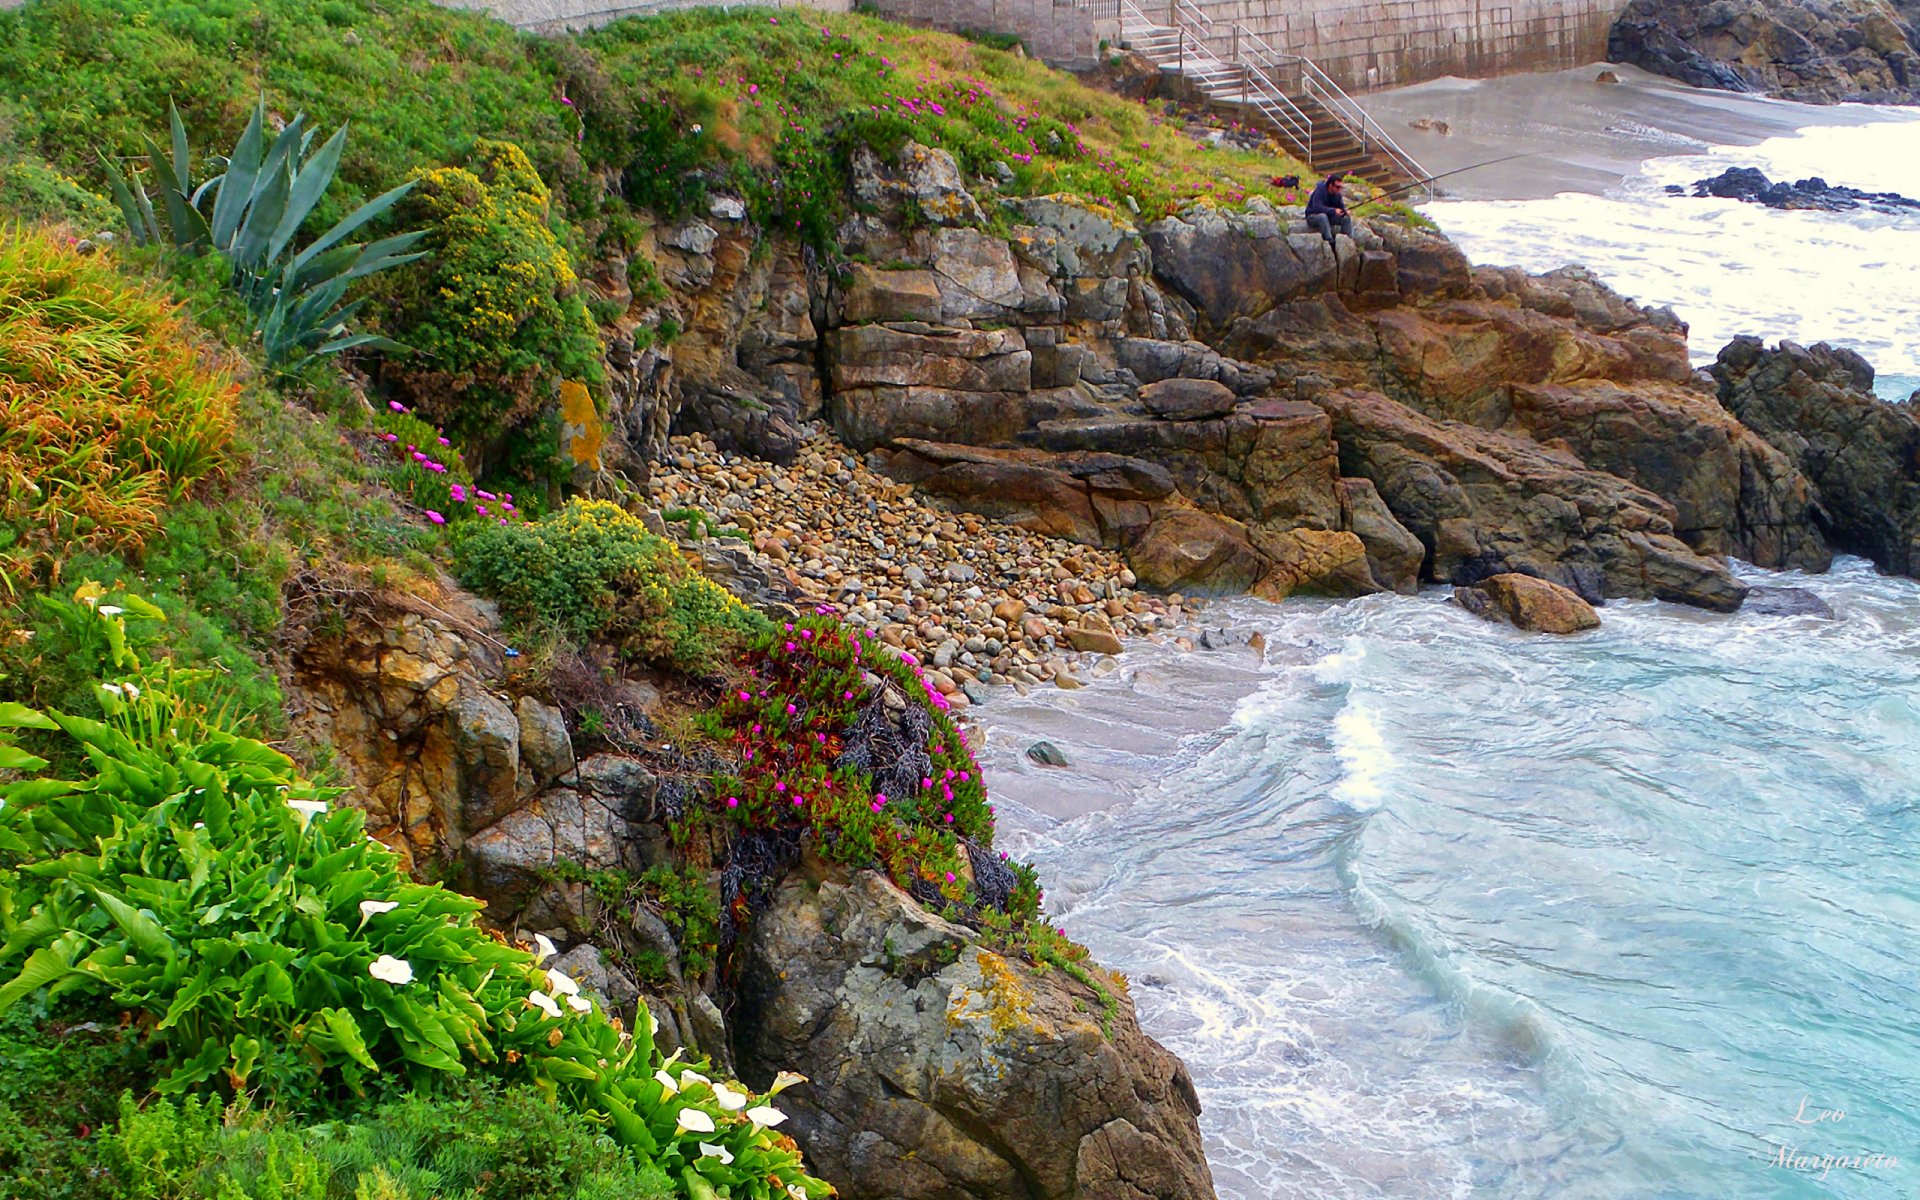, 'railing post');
1231,23,1239,63
1167,0,1175,26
